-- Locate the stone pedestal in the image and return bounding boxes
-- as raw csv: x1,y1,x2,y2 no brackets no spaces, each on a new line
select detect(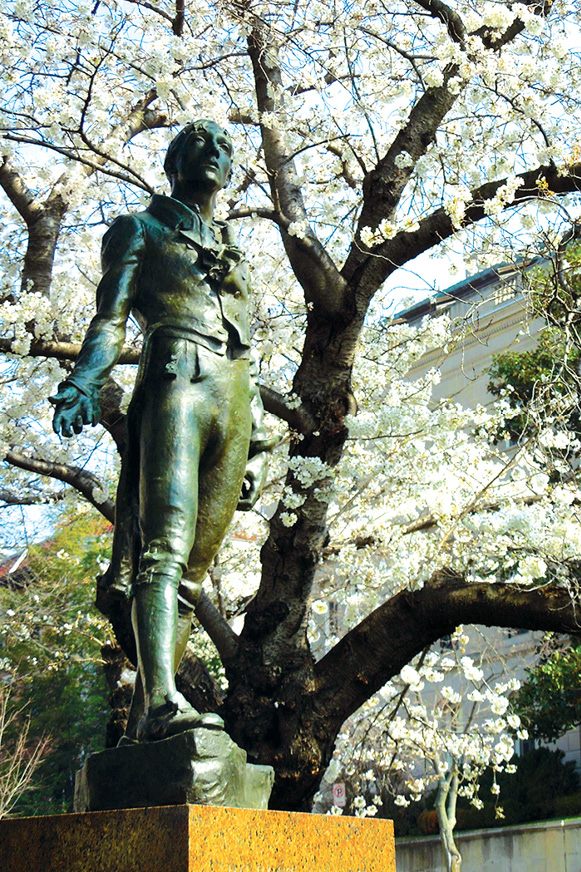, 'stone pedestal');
0,804,396,872
74,728,273,812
